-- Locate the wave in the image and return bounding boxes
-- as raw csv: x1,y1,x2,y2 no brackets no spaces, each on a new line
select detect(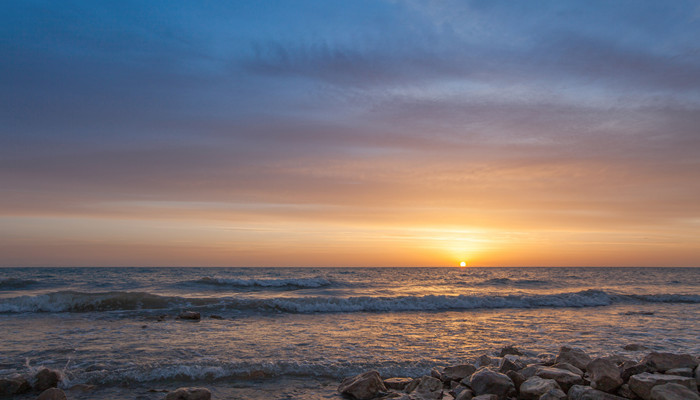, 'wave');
474,278,551,287
189,276,333,289
0,278,39,289
1,290,698,314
